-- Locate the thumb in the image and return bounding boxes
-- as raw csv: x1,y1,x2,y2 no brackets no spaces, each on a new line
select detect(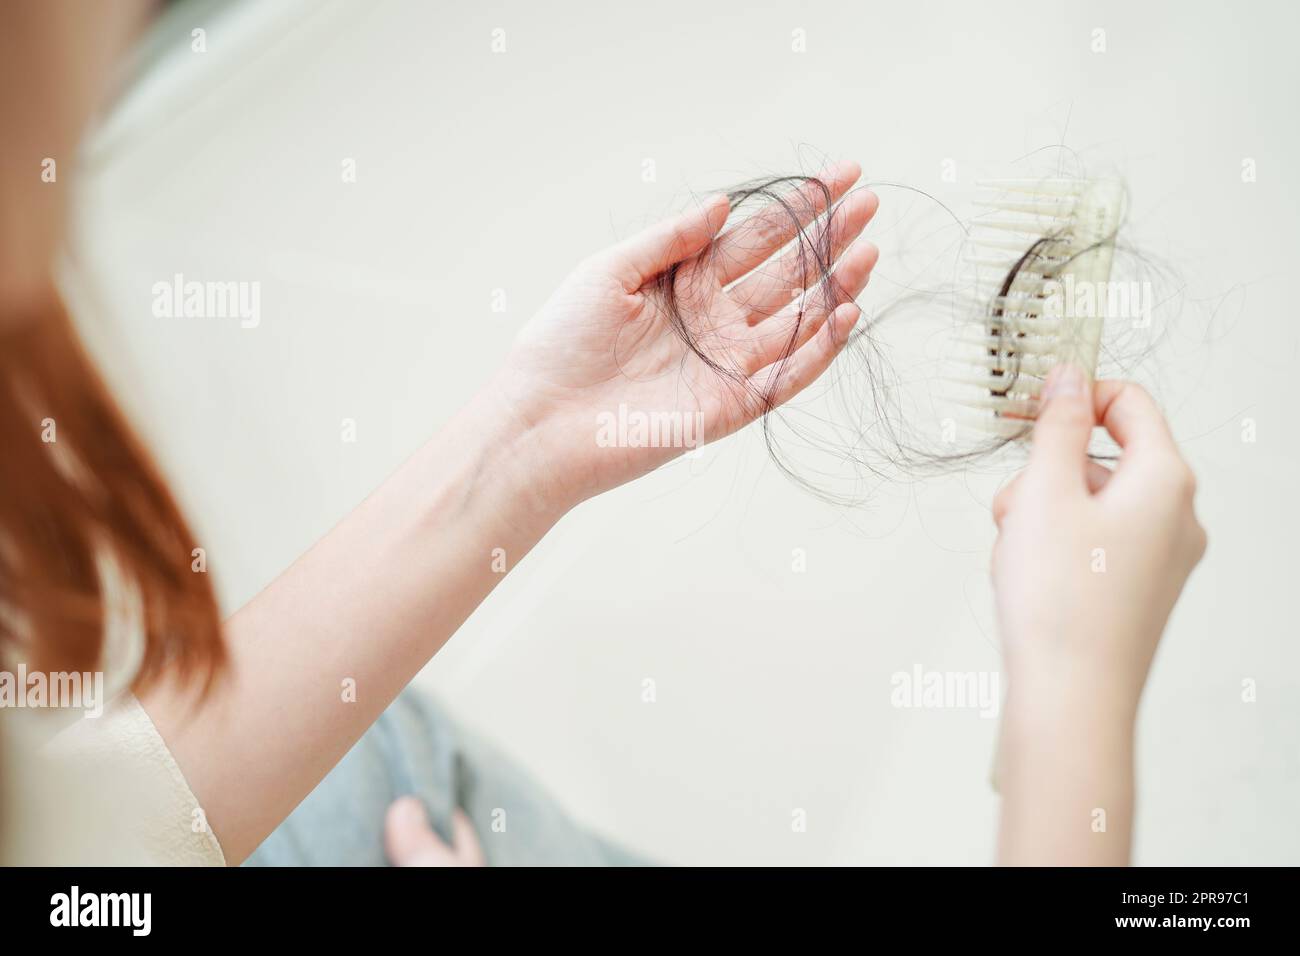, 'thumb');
1025,363,1095,494
606,193,731,293
384,796,462,867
